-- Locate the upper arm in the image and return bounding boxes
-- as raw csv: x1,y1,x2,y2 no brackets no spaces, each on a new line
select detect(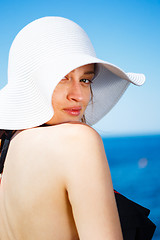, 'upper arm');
62,125,123,240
